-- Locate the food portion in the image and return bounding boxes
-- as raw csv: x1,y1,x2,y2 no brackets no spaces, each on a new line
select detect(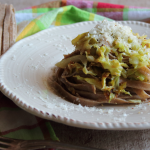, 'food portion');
55,20,150,107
